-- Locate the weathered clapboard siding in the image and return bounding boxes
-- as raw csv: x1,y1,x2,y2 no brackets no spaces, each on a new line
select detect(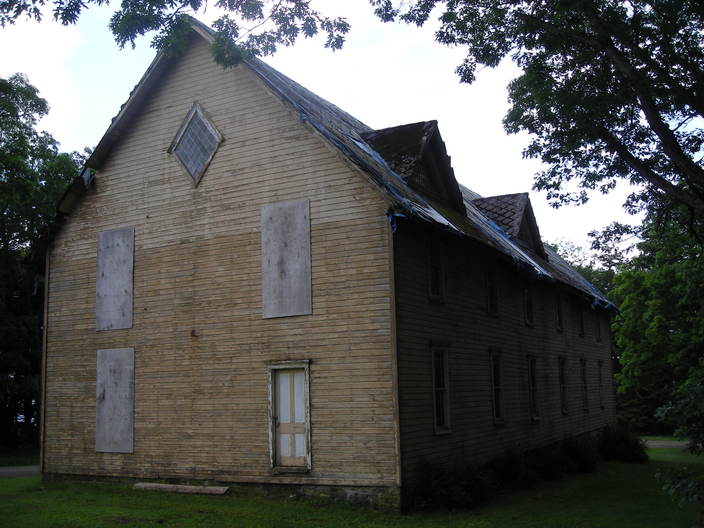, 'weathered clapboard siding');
394,222,615,500
44,35,399,490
